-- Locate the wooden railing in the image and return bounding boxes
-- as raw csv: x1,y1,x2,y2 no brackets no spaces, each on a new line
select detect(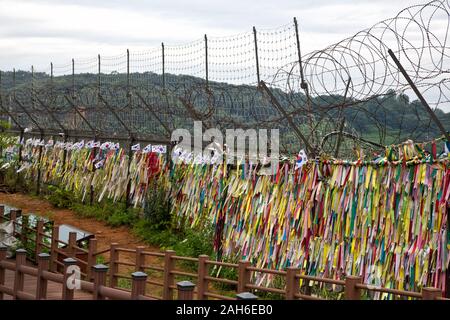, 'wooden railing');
0,246,448,301
1,205,448,300
94,243,449,300
0,247,197,300
0,206,96,277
